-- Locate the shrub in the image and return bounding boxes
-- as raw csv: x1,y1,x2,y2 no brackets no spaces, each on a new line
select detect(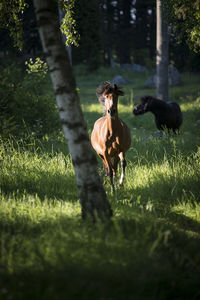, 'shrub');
0,60,61,139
